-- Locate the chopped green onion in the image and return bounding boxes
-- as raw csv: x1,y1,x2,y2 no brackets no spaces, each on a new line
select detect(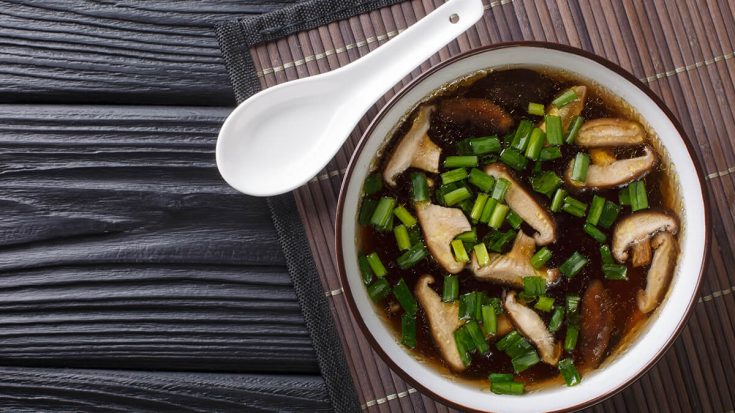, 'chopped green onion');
363,173,383,195
540,146,563,161
600,244,615,265
451,239,470,263
444,186,473,206
500,148,529,171
545,115,564,145
506,210,523,230
550,188,567,213
485,229,516,253
564,325,579,351
560,251,588,278
531,247,553,269
492,178,511,201
491,381,524,395
512,350,541,373
631,180,649,212
407,225,422,245
489,373,514,383
523,276,547,297
489,204,510,229
598,200,621,229
619,185,631,205
497,331,533,358
469,136,501,155
487,297,503,315
583,223,607,243
558,358,581,386
479,198,498,224
393,278,417,316
358,198,378,225
552,88,578,108
586,195,606,226
401,313,417,349
358,254,374,285
366,252,387,277
468,168,495,192
562,203,586,218
603,263,629,280
459,198,474,216
562,196,588,218
444,156,478,168
528,102,546,116
367,278,390,302
459,292,483,321
456,229,477,244
443,275,459,302
566,295,581,314
456,138,473,155
411,172,429,202
511,120,534,151
393,225,411,251
481,304,497,335
525,128,546,160
548,306,565,332
465,320,490,354
454,327,473,366
393,205,417,227
571,153,590,183
480,154,499,165
535,296,555,312
369,197,396,229
532,160,543,175
565,116,584,144
397,241,429,269
441,168,468,185
531,171,562,197
470,193,489,221
474,243,491,267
